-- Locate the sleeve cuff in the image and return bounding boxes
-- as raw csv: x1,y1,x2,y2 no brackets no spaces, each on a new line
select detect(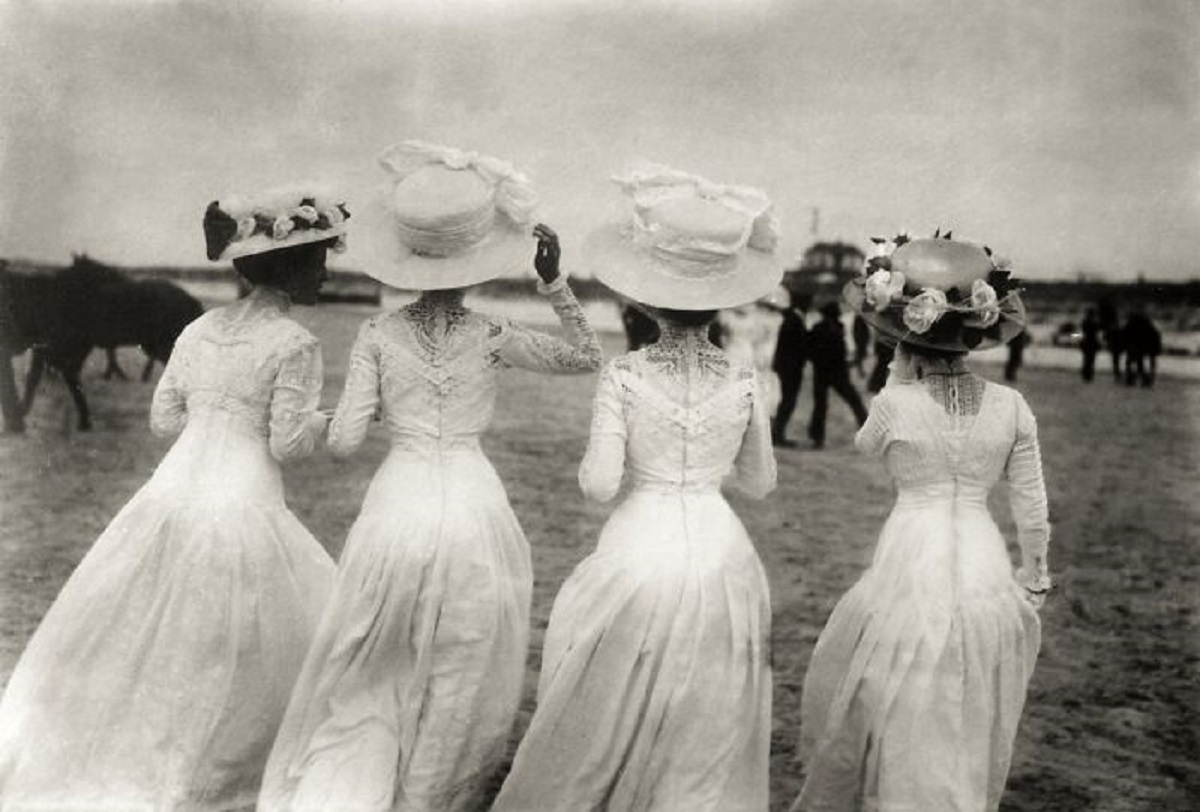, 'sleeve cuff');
536,274,570,296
